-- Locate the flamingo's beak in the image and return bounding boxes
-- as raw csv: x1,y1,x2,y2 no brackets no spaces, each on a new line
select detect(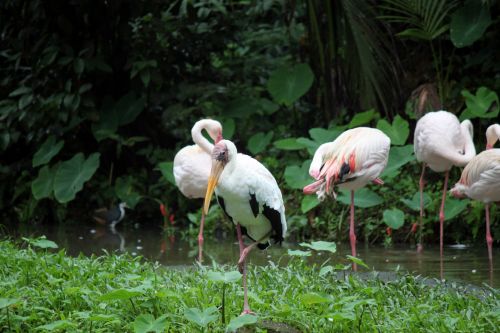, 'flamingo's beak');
486,143,493,150
203,161,224,214
303,179,324,194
